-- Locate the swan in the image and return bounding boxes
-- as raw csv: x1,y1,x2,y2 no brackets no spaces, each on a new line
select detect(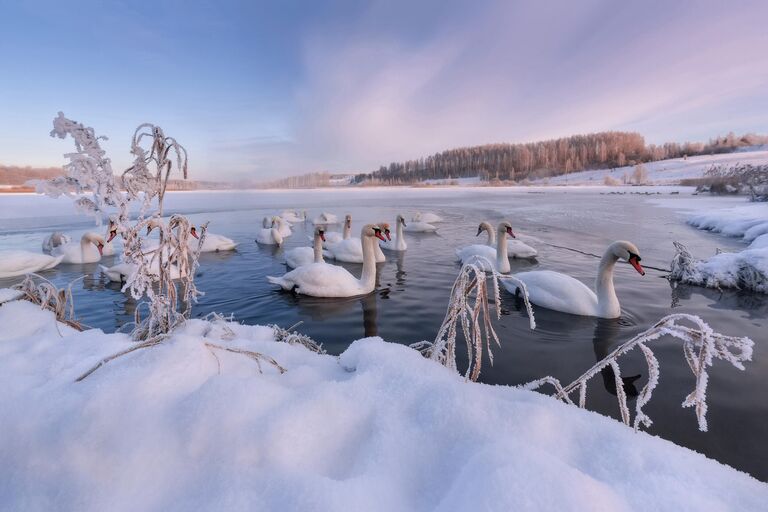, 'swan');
324,219,387,264
413,211,443,223
100,258,187,283
267,224,386,297
404,219,438,233
477,221,538,259
273,216,292,237
52,232,106,264
187,226,237,252
380,214,407,251
284,227,326,269
322,214,352,245
281,210,306,223
312,212,338,225
42,232,71,254
255,218,283,246
501,241,645,319
455,221,515,273
0,251,64,278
